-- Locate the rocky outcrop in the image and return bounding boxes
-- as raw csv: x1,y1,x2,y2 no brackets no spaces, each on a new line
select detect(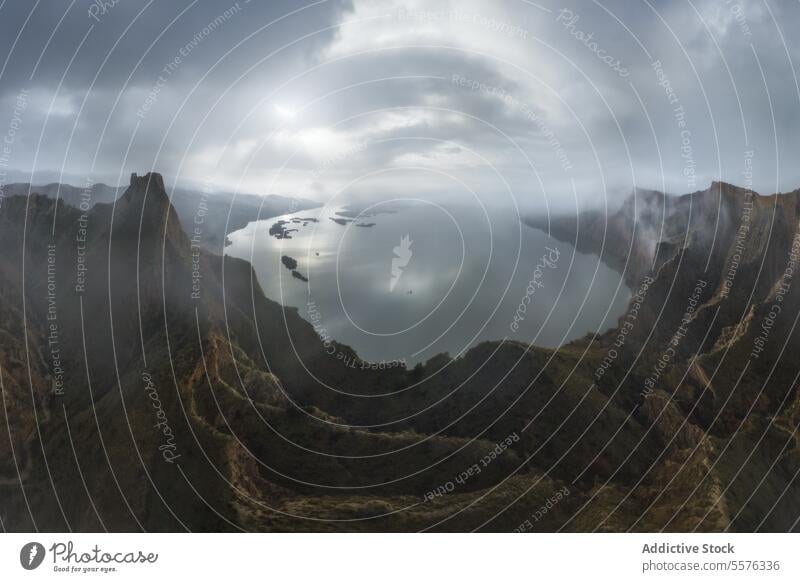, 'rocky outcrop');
7,175,319,255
